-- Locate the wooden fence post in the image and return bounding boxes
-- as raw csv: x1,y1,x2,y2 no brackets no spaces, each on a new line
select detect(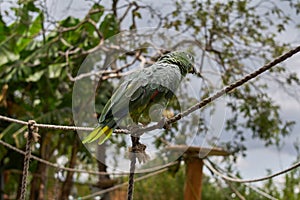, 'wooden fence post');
167,145,230,200
184,157,203,200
